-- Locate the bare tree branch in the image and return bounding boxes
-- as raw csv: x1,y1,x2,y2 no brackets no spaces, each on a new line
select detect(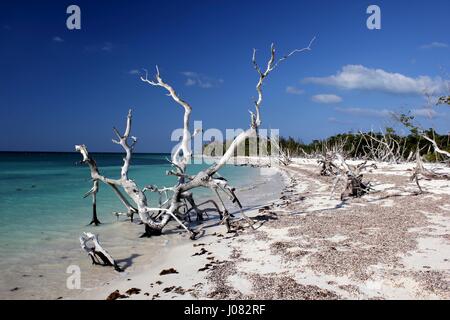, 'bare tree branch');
141,67,192,177
422,135,450,158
